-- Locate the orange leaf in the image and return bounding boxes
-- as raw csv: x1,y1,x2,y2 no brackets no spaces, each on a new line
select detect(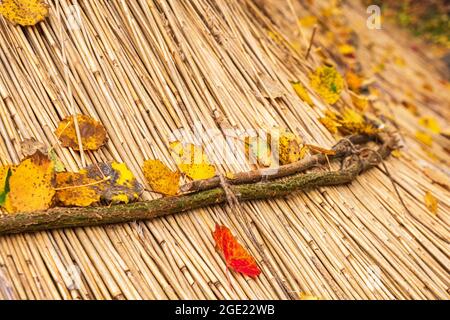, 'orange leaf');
212,224,261,278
